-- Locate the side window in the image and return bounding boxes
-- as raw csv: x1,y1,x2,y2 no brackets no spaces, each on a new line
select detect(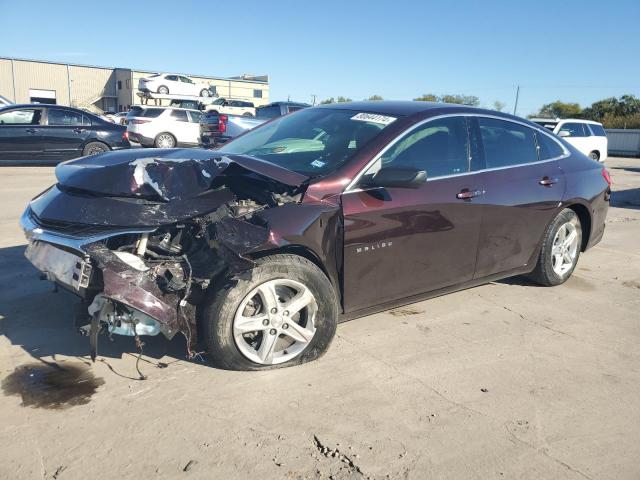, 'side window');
180,76,193,84
171,110,189,122
558,122,586,137
47,109,83,126
478,117,538,168
588,124,607,136
288,106,303,113
254,89,263,98
166,75,178,82
536,131,565,160
187,111,201,123
82,115,92,126
0,109,42,125
370,116,470,178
